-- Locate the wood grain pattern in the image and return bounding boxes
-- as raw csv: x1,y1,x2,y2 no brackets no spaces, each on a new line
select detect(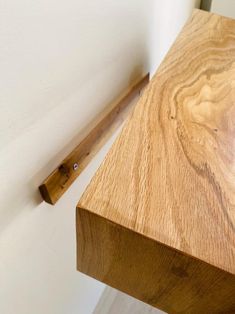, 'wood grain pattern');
77,209,235,314
39,74,149,204
77,10,235,313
